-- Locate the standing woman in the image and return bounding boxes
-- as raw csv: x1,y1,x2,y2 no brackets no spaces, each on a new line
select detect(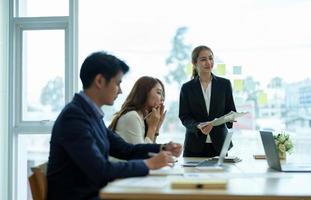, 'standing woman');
179,45,236,157
109,76,166,144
